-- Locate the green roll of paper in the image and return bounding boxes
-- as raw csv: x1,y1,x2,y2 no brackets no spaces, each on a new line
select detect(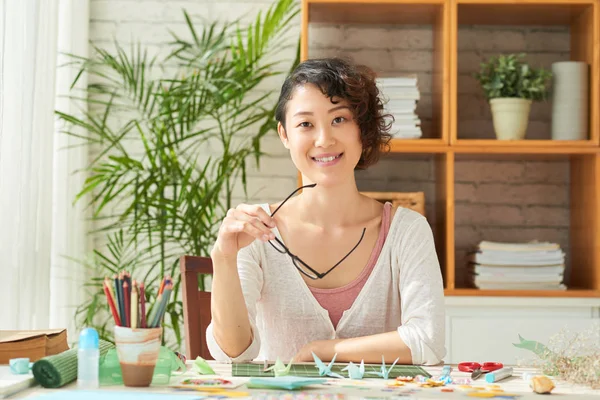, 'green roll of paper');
32,339,114,388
